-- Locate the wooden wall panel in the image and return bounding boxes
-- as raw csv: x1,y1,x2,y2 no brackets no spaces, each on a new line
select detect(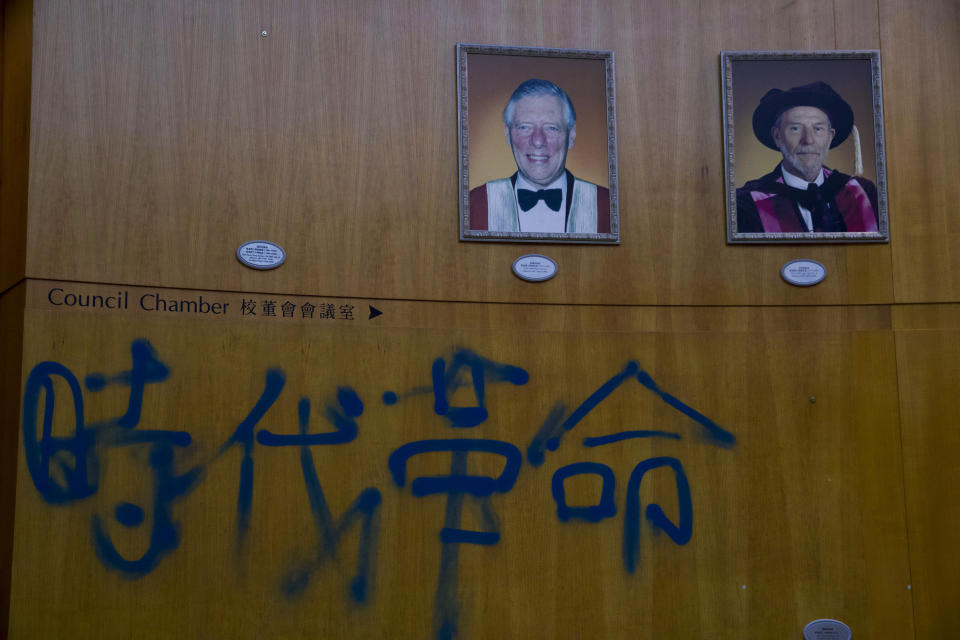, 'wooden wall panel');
0,0,31,295
893,305,960,638
0,284,26,634
22,0,903,306
7,280,913,639
6,2,960,639
883,0,960,302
